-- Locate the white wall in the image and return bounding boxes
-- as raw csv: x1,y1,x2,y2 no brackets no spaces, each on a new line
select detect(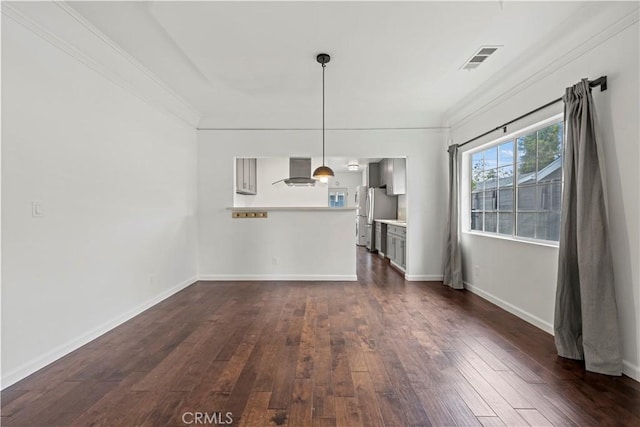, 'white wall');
198,129,447,280
1,16,198,387
397,194,407,221
234,157,328,207
448,18,639,379
328,171,363,208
